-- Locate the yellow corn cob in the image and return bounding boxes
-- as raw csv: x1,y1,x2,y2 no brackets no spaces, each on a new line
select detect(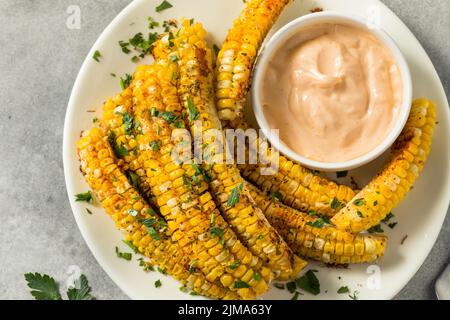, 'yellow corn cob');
245,181,387,264
173,20,306,280
77,127,238,299
216,0,291,122
127,55,273,298
215,0,356,216
332,99,437,233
